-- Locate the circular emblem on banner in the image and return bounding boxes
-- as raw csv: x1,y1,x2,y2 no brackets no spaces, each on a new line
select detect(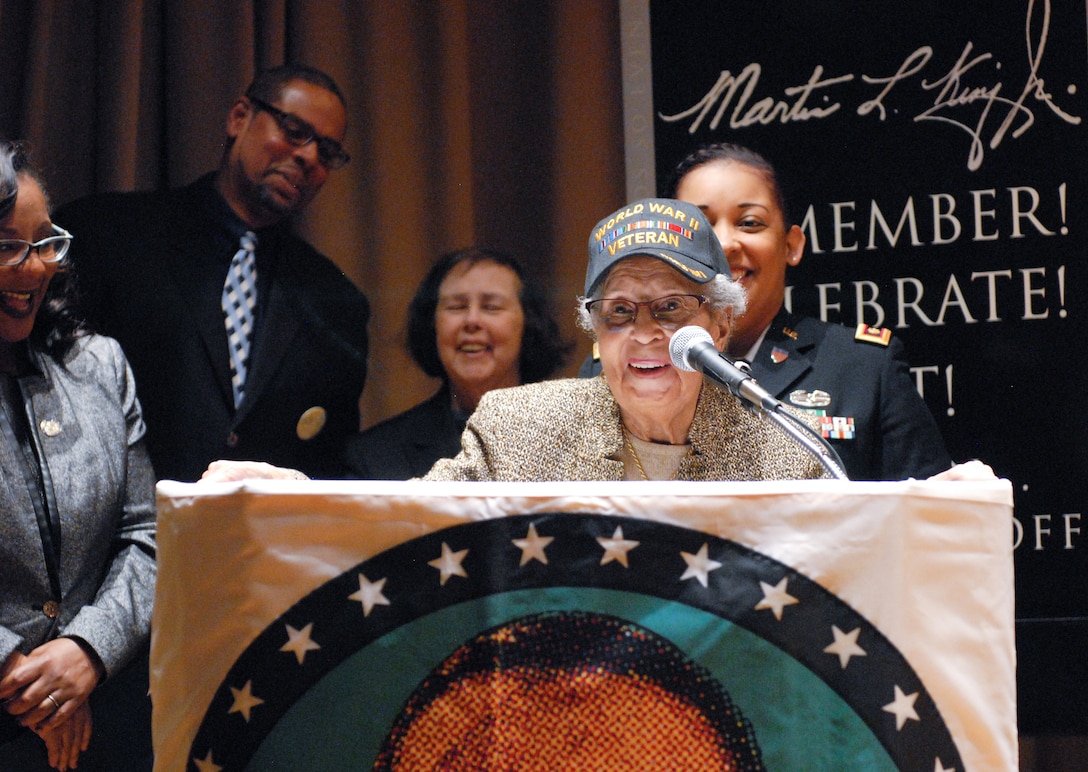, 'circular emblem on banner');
188,514,961,771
